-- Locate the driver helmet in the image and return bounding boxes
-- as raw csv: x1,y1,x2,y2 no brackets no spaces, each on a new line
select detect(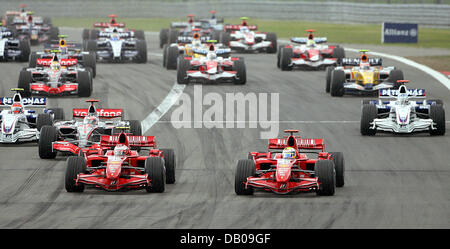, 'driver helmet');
111,29,120,40
306,39,315,47
114,144,129,156
282,147,297,159
11,103,23,114
83,115,98,125
240,26,249,33
50,61,60,71
207,51,217,60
